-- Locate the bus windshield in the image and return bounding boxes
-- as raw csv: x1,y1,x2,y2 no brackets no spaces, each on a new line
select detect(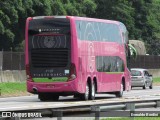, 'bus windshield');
28,18,70,49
